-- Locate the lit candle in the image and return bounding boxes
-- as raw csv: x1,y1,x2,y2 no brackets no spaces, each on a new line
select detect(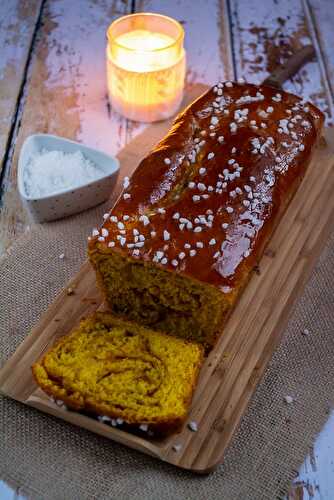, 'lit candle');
106,13,186,122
